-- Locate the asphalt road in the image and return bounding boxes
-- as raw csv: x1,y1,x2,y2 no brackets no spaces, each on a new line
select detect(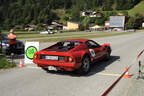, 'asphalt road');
1,31,144,96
